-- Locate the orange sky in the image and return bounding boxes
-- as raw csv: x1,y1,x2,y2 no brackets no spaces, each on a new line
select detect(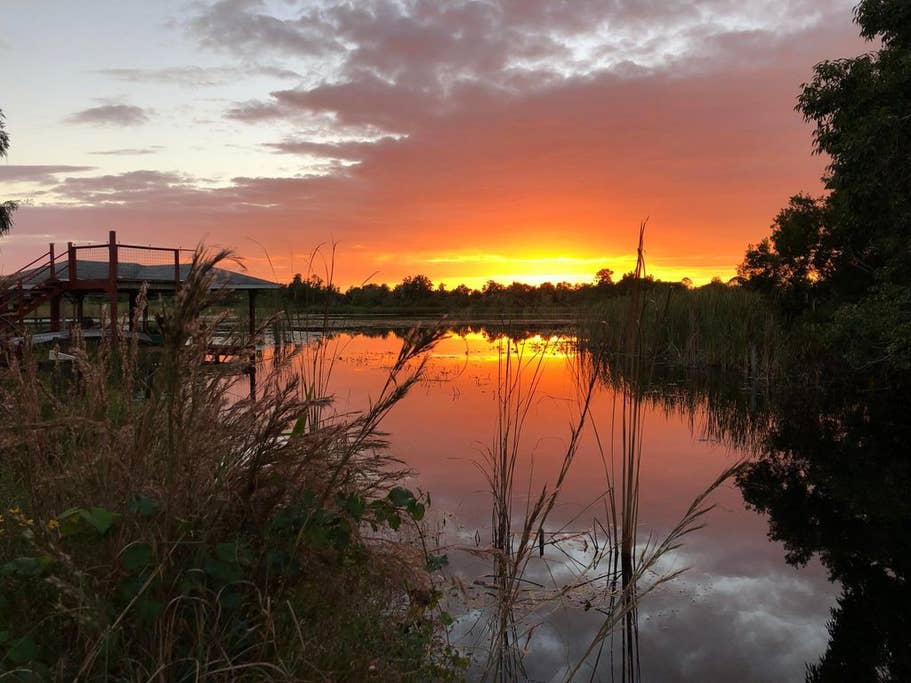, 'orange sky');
0,1,866,288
